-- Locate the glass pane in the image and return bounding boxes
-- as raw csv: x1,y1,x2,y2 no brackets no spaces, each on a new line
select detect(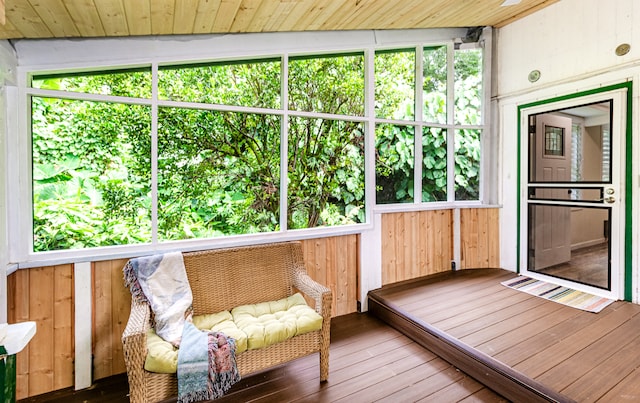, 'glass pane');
544,126,565,156
454,47,483,125
374,49,415,120
422,127,447,202
422,46,447,124
158,59,281,108
375,124,415,204
528,204,610,290
529,100,612,183
288,117,365,228
32,97,152,251
289,53,365,116
31,69,152,98
158,107,280,240
455,129,481,200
